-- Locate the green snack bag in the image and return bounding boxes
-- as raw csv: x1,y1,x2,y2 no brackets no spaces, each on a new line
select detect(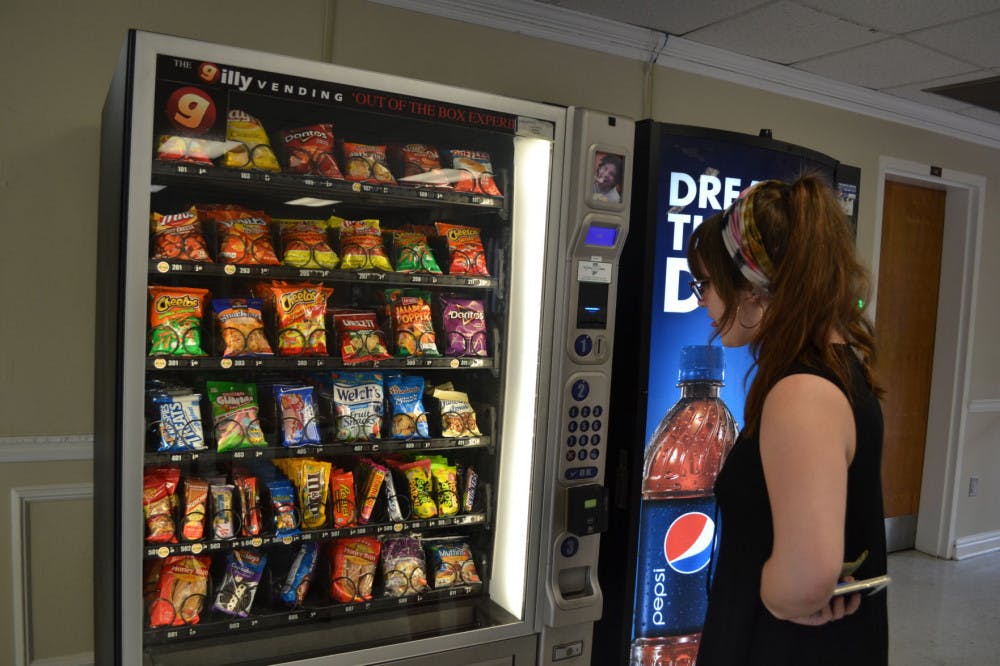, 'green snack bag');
207,381,267,451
